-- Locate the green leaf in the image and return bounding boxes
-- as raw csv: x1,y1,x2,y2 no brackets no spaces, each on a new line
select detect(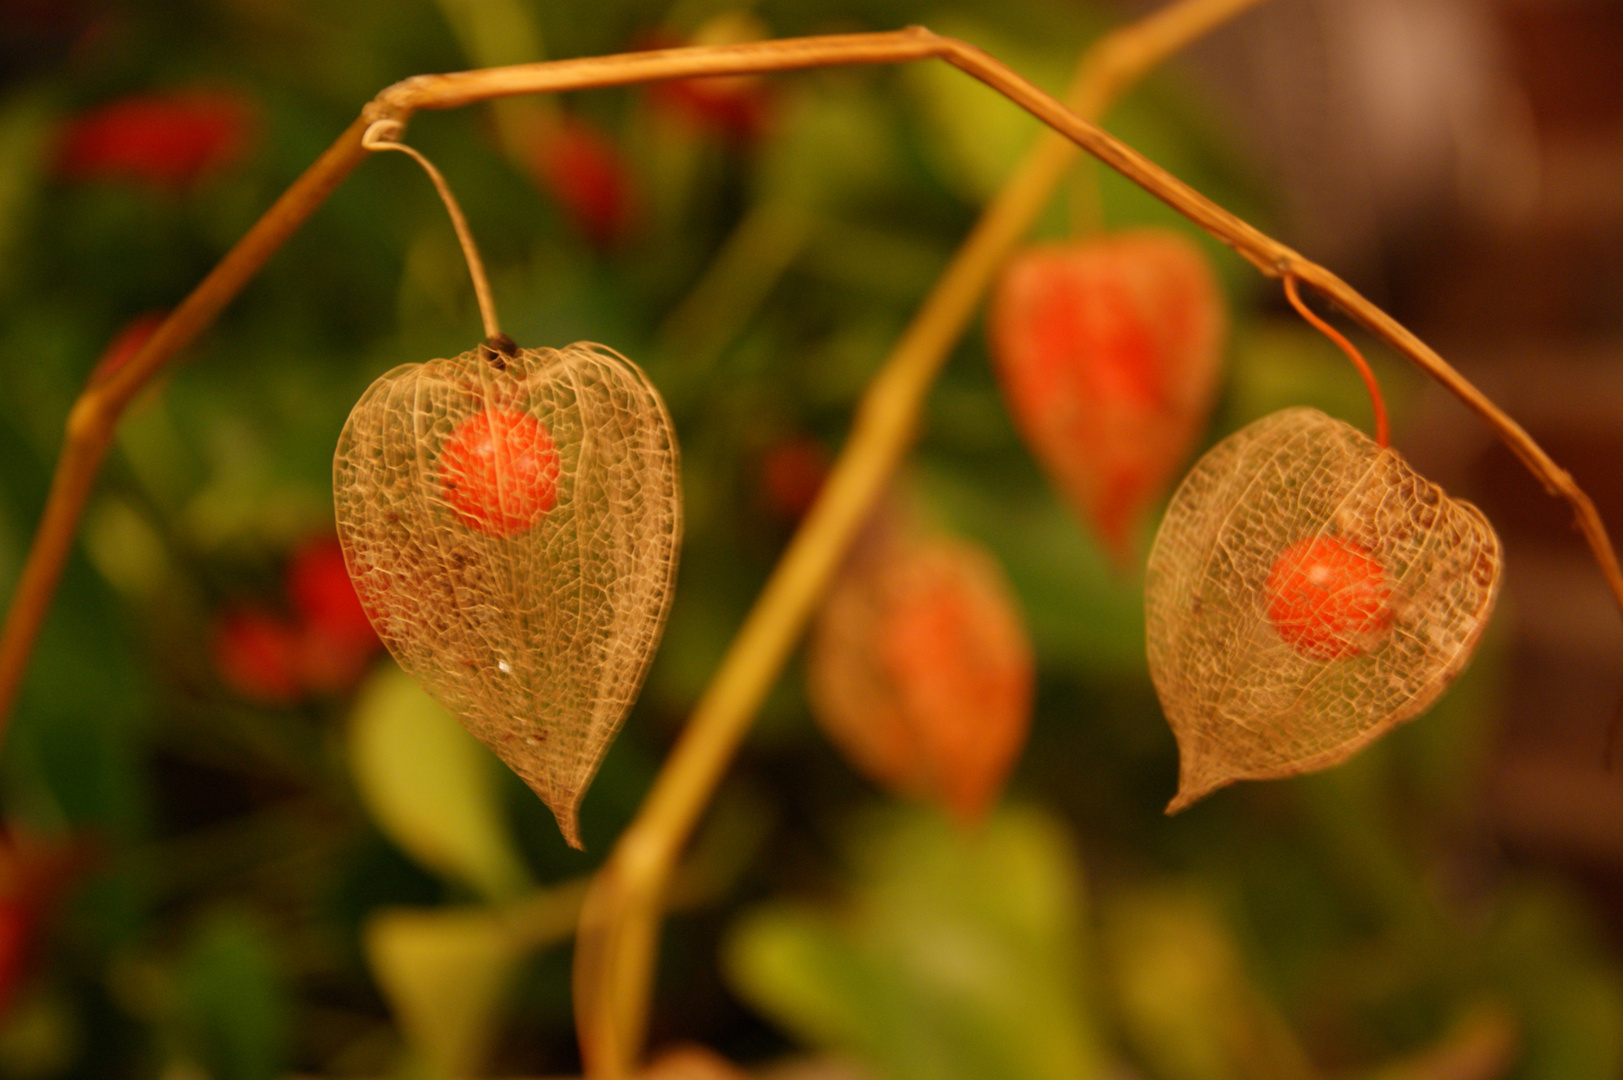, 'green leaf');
175,912,289,1080
433,0,545,67
0,92,53,296
1102,888,1264,1080
1488,885,1623,1079
726,805,1110,1080
347,664,532,901
756,86,904,211
364,906,523,1080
